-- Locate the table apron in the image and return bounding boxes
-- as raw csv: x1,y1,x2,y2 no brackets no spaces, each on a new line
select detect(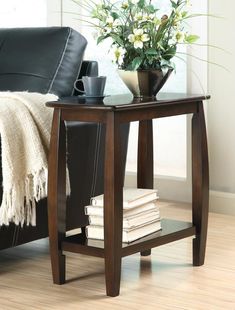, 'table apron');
60,101,198,123
61,109,107,122
117,101,198,123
